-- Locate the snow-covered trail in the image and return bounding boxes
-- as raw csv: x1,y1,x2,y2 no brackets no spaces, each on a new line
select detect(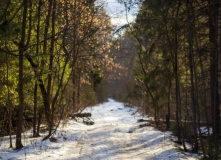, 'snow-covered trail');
68,99,157,160
0,99,199,160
